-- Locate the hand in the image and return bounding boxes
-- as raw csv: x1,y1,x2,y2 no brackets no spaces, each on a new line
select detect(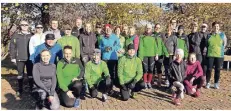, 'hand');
82,57,88,62
173,56,176,61
66,90,75,98
190,77,195,84
48,96,54,102
121,84,127,90
120,49,125,54
11,59,16,64
105,47,112,52
72,78,79,82
105,76,111,86
155,55,159,61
